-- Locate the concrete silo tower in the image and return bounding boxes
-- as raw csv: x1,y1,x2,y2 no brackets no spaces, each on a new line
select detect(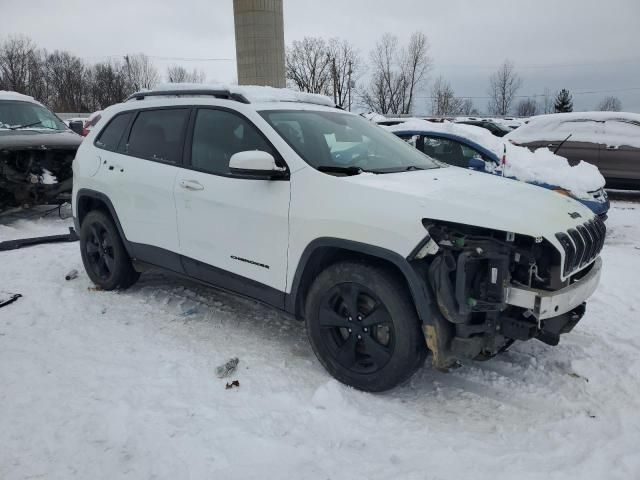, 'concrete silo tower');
233,0,286,87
